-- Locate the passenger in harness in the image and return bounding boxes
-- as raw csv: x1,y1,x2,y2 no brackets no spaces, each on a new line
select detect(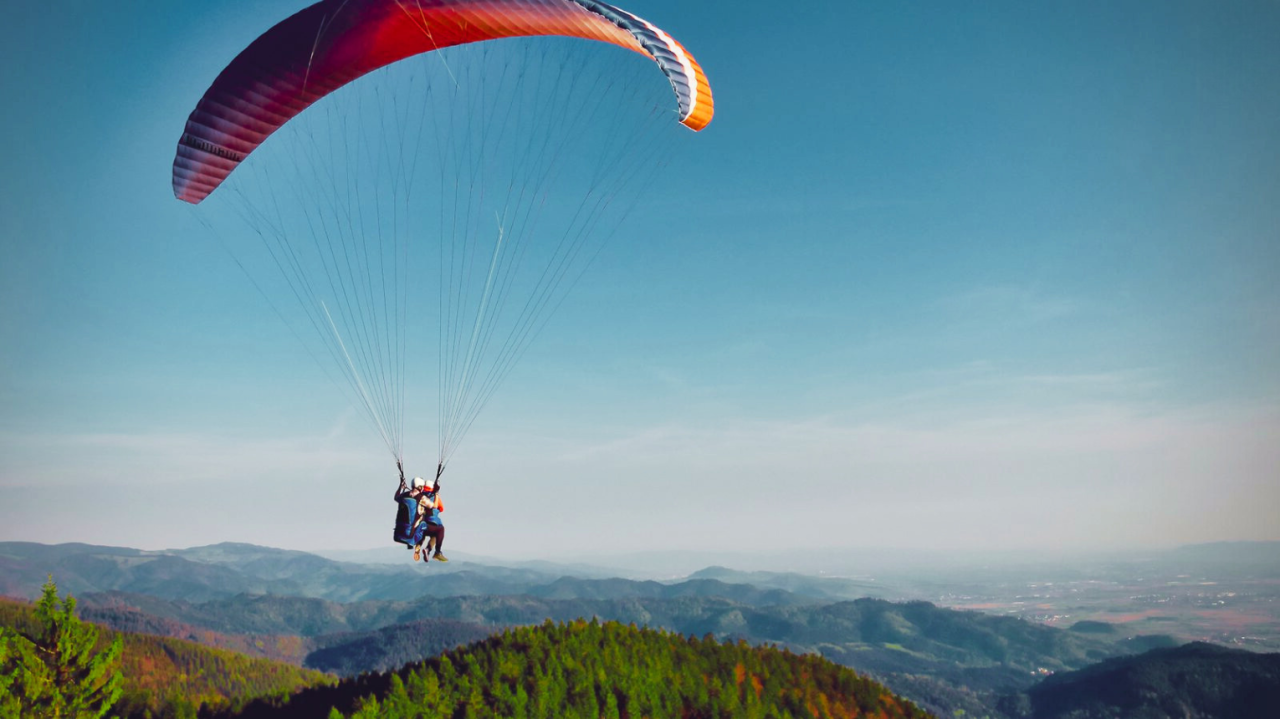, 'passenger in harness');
411,478,447,563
